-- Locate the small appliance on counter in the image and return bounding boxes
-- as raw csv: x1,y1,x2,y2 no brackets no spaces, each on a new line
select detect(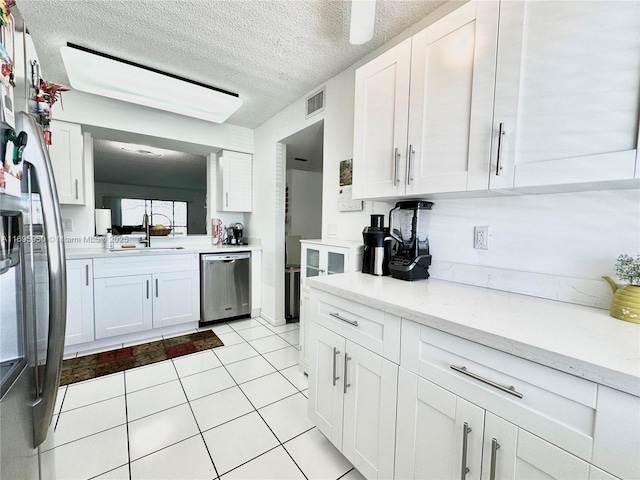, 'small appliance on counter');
388,200,434,281
233,222,244,244
223,222,246,245
362,214,391,276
